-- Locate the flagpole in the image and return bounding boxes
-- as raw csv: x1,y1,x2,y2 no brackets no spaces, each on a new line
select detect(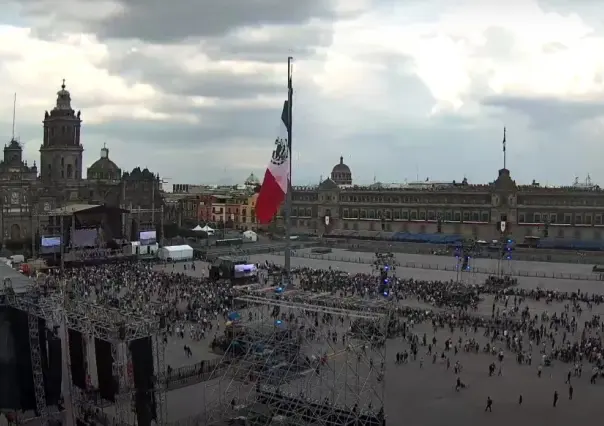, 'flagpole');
284,56,293,287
